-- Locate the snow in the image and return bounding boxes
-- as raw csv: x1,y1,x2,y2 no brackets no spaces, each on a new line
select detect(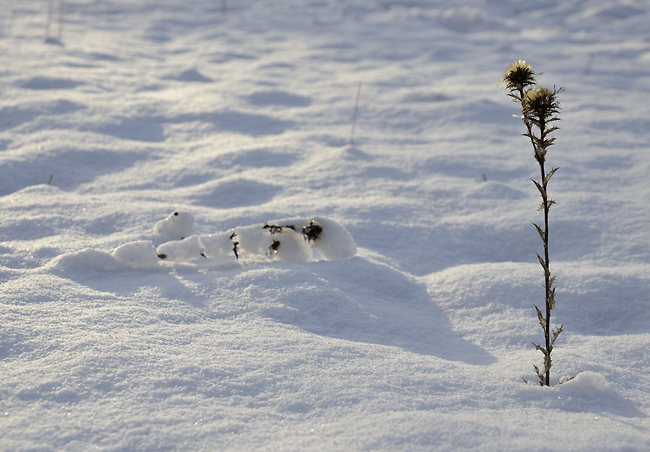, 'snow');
152,215,355,262
153,211,195,241
1,0,650,450
112,240,159,269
